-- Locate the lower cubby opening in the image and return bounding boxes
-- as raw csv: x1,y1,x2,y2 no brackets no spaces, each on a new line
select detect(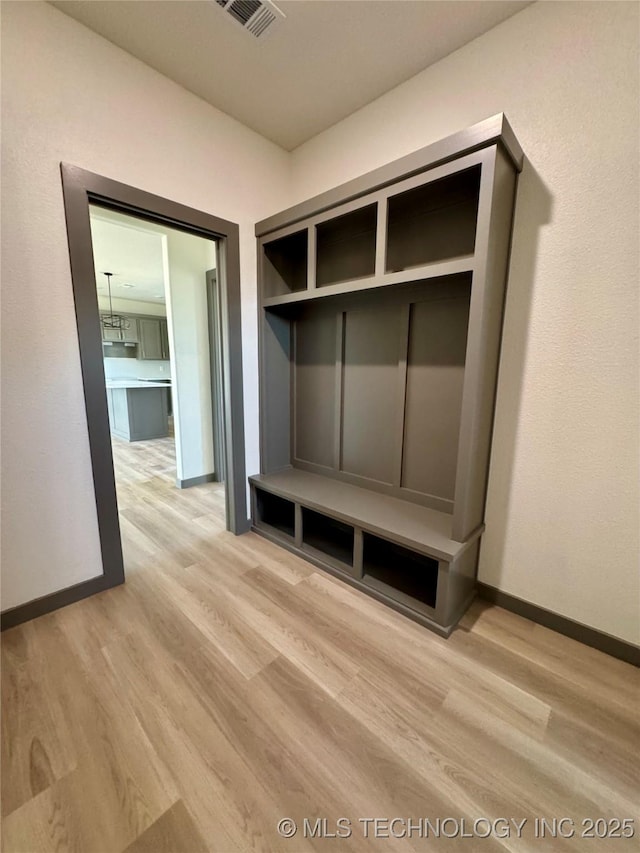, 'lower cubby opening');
302,507,354,569
362,533,439,610
255,489,295,539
